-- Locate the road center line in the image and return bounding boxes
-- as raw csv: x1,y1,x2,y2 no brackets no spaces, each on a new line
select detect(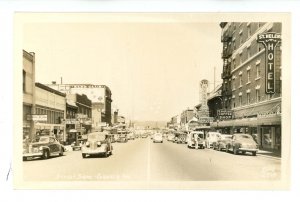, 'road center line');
147,137,151,181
